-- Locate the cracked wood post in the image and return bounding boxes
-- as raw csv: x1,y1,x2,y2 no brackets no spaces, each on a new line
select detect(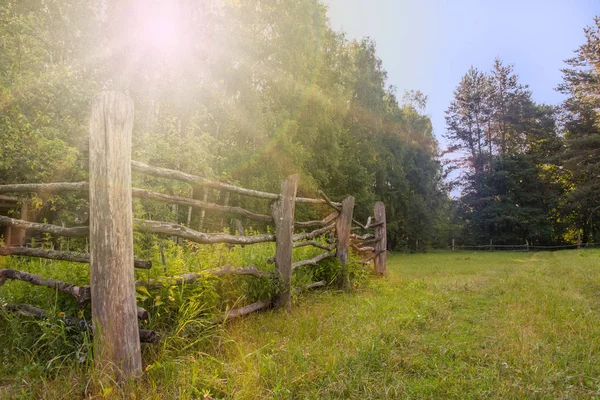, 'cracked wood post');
271,175,299,311
336,196,354,289
373,202,387,275
89,92,141,380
